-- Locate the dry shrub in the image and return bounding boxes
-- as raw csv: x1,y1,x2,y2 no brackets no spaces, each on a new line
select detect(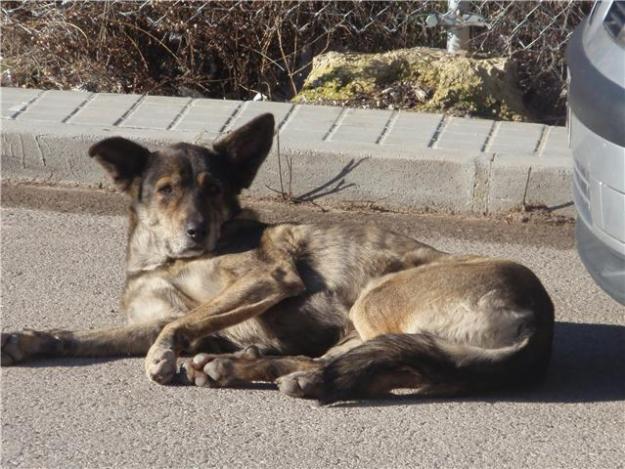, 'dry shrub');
470,0,592,123
1,1,591,124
